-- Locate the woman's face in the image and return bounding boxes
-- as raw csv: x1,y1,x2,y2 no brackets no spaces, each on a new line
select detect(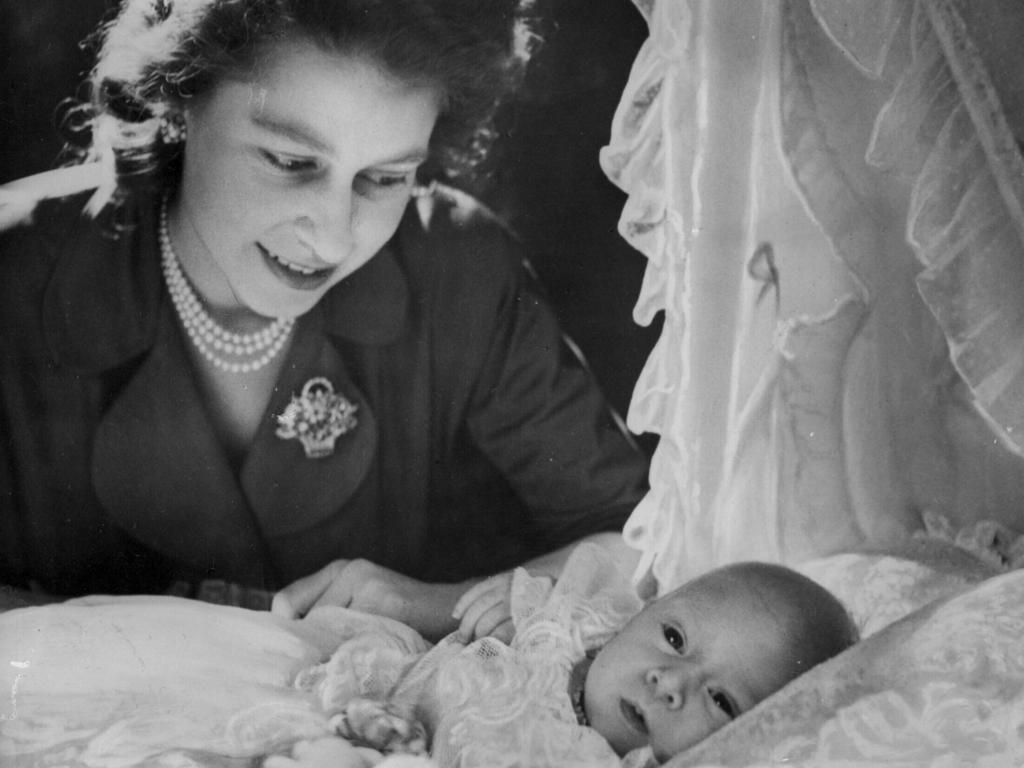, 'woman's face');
170,37,442,319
